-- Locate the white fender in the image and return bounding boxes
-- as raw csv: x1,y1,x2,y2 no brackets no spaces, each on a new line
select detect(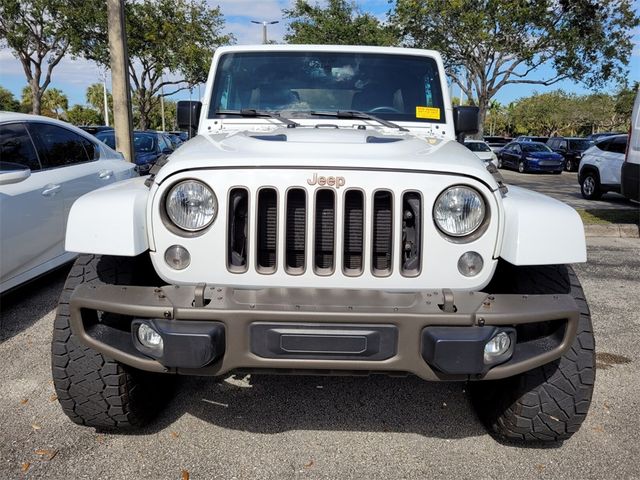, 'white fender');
66,177,149,256
499,185,586,265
